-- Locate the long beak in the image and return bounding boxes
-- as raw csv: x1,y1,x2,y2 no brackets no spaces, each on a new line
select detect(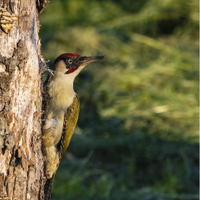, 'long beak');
79,56,105,66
